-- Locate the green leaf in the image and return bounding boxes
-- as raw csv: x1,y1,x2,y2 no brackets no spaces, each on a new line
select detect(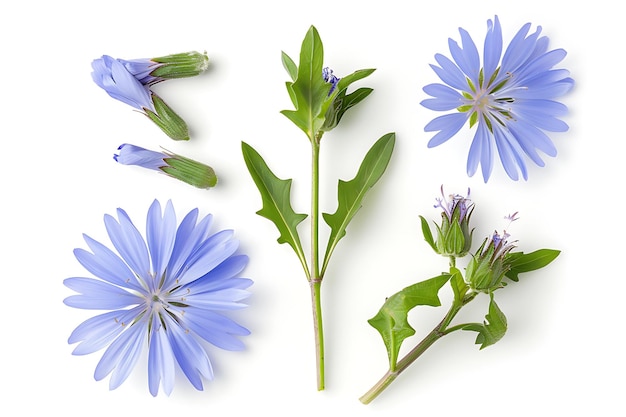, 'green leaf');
241,141,309,276
335,68,376,92
450,267,469,304
462,293,507,349
321,133,395,275
368,273,451,370
322,87,374,131
281,51,297,82
504,249,560,282
419,215,437,252
280,26,329,140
